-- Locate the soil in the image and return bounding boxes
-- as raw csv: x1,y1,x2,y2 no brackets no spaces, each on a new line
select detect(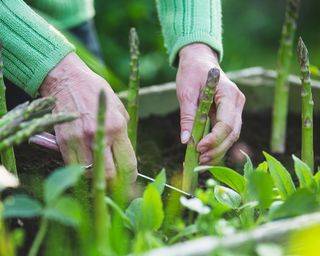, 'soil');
14,110,320,185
